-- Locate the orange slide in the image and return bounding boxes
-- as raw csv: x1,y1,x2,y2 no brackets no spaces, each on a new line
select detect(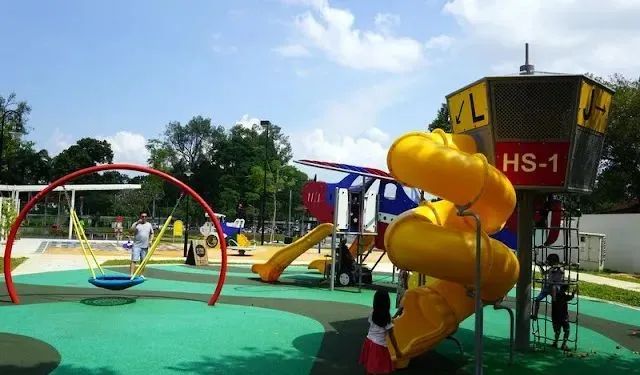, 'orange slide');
384,129,520,368
307,236,375,275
